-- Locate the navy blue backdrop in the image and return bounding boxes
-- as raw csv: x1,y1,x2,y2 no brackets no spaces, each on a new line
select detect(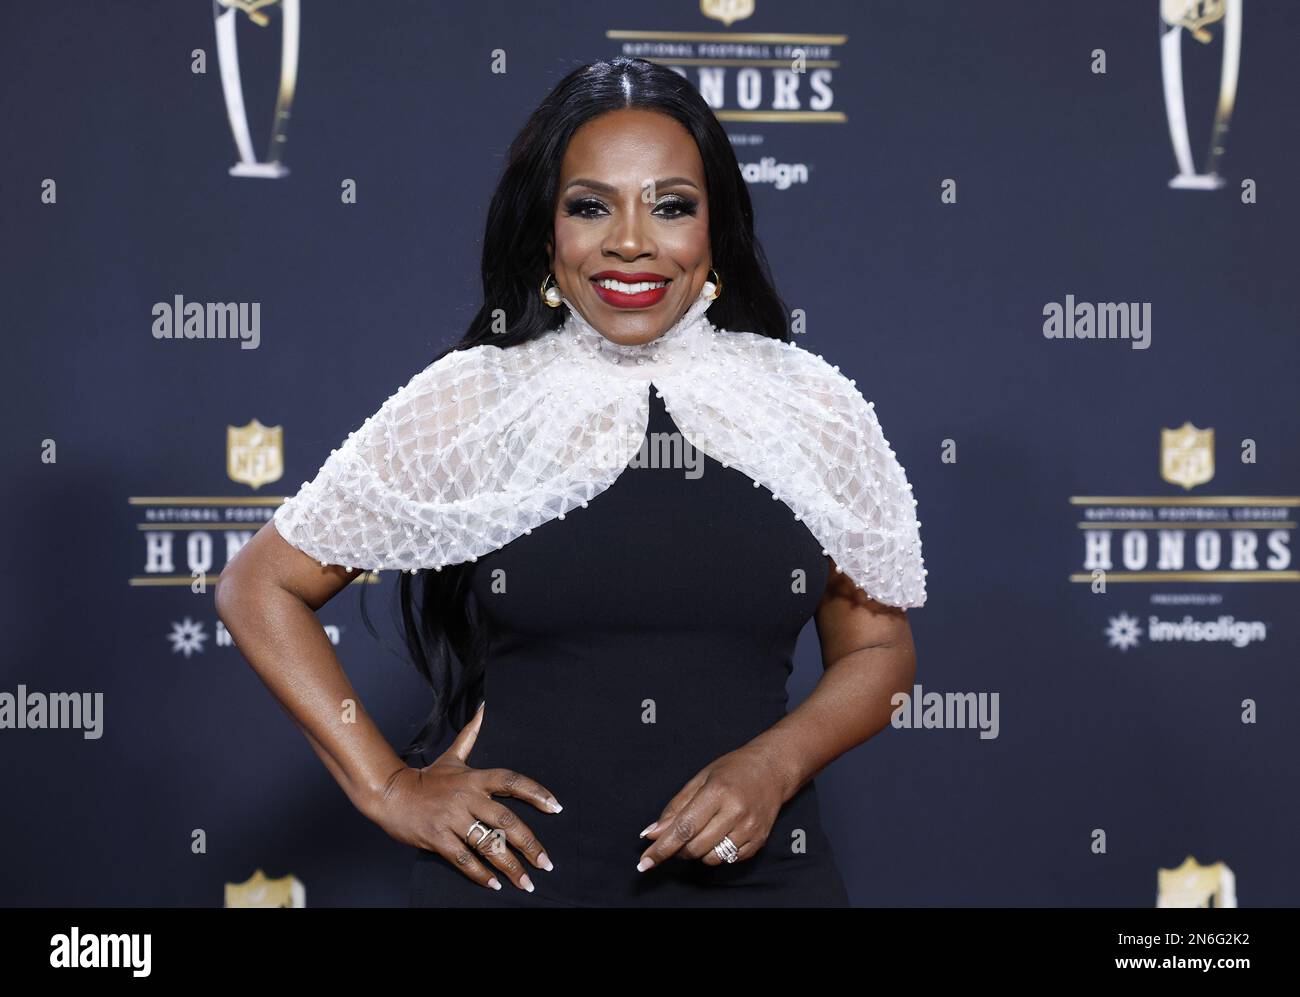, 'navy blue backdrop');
2,0,1296,906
